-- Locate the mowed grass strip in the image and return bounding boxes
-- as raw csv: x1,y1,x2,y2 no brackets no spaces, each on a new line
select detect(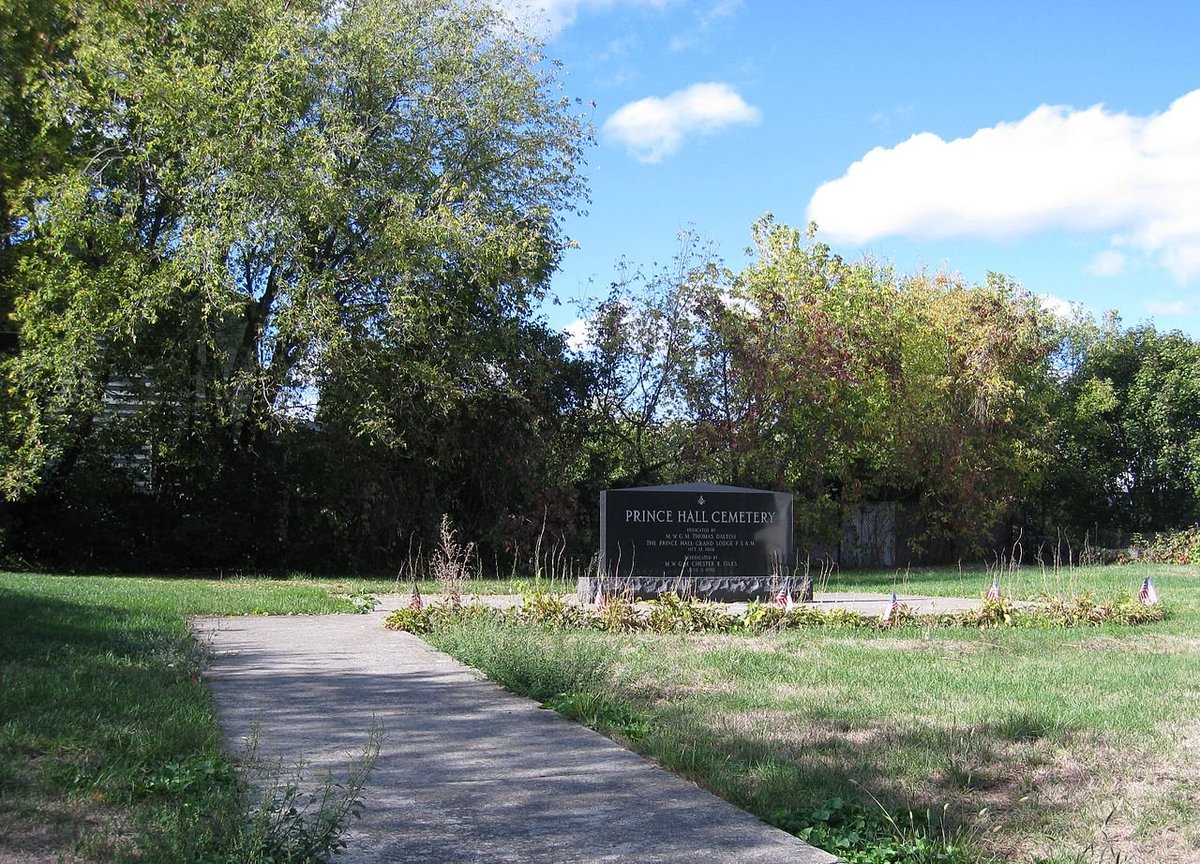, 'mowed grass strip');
0,574,352,862
428,565,1200,863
